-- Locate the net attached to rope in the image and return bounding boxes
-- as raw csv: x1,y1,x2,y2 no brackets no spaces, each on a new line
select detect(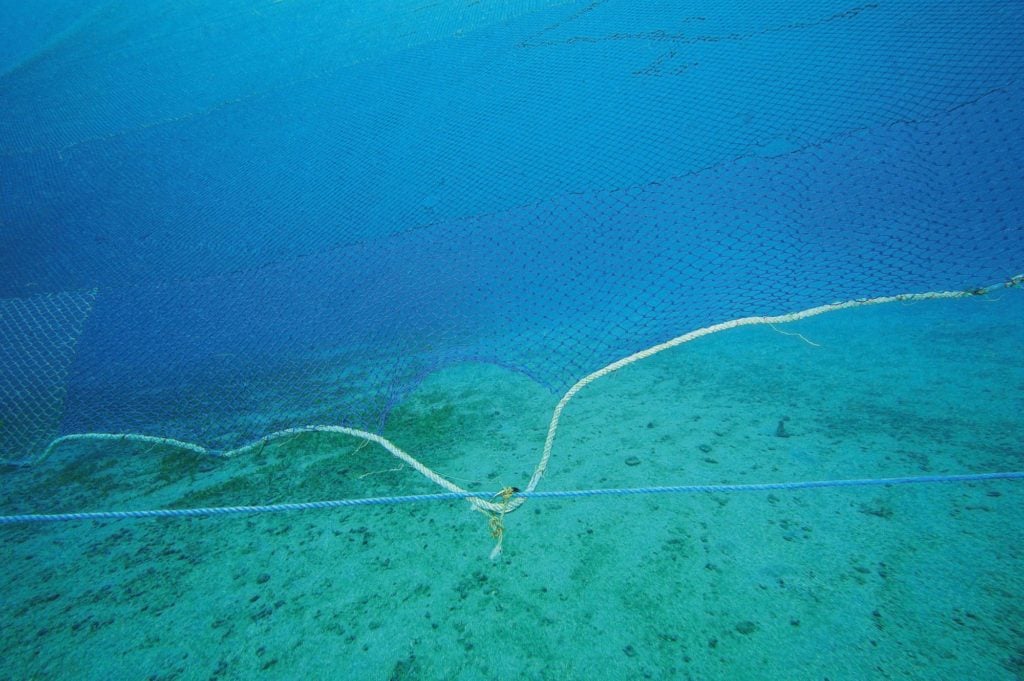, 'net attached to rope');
1,1,1022,540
